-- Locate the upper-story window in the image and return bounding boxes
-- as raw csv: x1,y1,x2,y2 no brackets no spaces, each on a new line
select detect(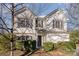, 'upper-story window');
16,36,32,40
52,20,63,29
36,18,43,28
18,18,26,27
17,18,33,28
